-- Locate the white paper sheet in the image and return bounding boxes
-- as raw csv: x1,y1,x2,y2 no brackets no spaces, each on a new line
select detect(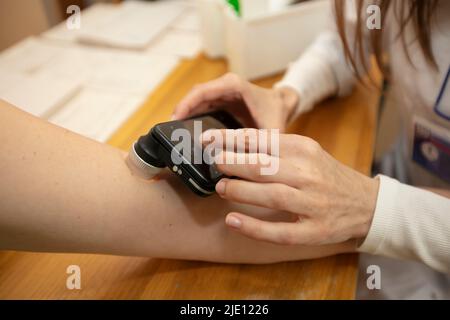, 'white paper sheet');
37,43,179,141
0,0,198,142
42,3,118,43
147,29,202,59
37,44,180,95
172,7,201,31
0,37,66,74
48,88,146,142
76,0,186,50
0,70,81,118
0,37,179,139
